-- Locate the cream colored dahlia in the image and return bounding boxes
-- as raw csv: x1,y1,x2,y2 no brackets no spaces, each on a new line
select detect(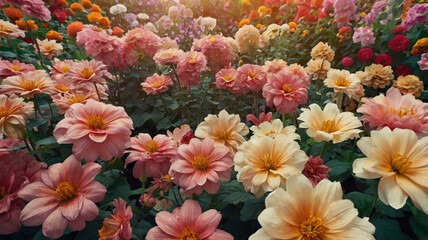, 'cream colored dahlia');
195,109,249,154
235,25,260,54
360,64,394,89
298,103,362,143
323,69,363,99
0,70,55,98
36,39,63,59
250,119,299,140
0,94,34,138
393,75,424,97
234,135,307,198
310,42,335,62
305,58,331,80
